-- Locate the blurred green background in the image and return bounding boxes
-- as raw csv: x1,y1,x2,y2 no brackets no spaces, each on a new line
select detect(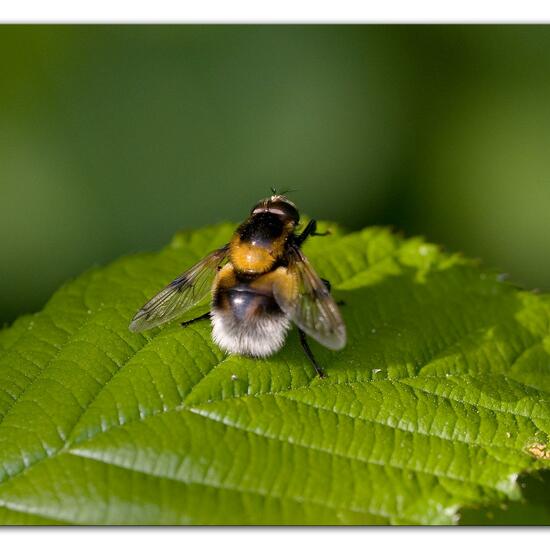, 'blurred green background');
1,25,549,326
